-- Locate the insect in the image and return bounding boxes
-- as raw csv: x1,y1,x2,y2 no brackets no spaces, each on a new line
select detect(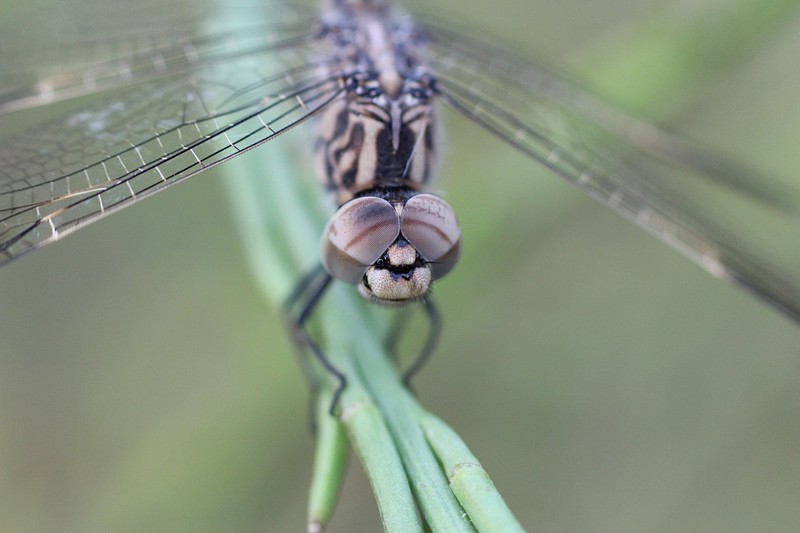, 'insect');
0,0,798,524
1,0,797,403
